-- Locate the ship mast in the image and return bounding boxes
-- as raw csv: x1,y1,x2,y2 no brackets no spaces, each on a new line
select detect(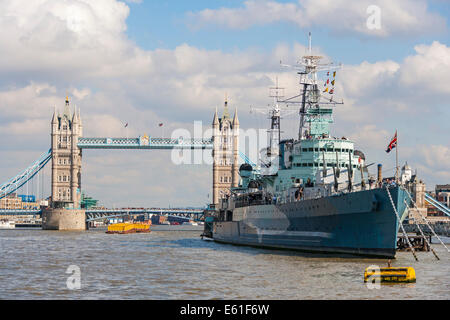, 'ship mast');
280,32,343,140
250,78,296,162
267,78,283,157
